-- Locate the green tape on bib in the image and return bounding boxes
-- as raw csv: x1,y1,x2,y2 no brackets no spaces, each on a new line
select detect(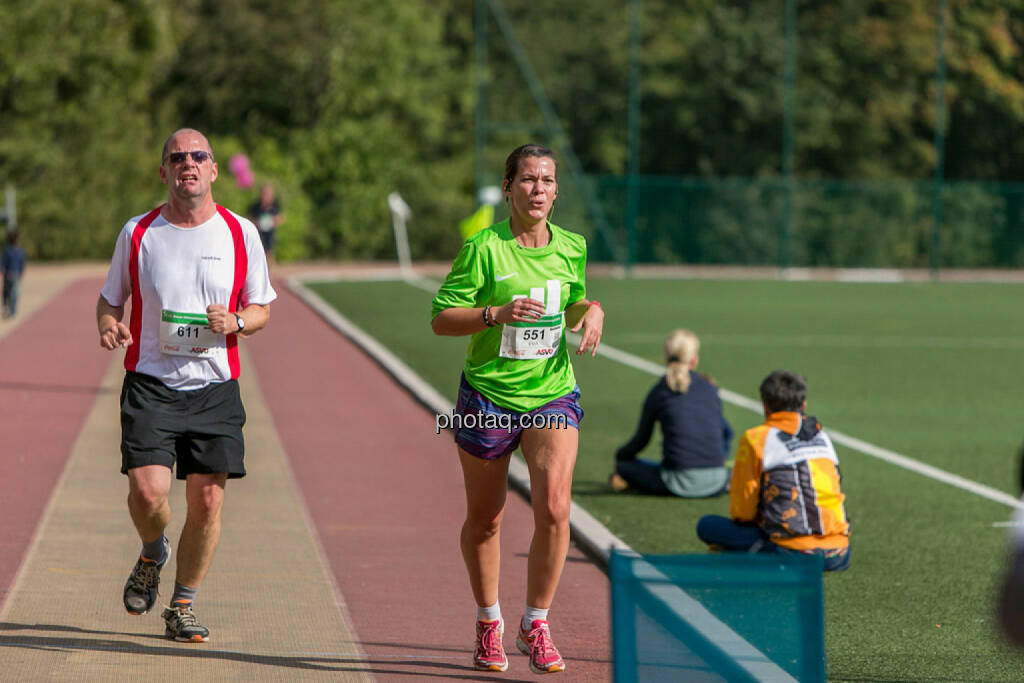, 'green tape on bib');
161,310,209,325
